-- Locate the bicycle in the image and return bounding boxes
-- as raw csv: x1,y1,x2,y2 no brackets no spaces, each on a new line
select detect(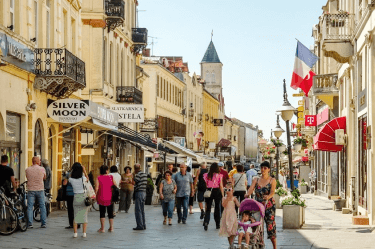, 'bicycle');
0,187,24,235
33,192,52,222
